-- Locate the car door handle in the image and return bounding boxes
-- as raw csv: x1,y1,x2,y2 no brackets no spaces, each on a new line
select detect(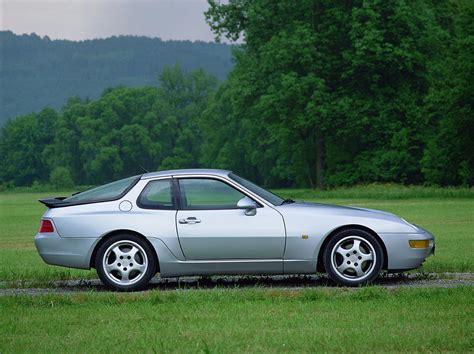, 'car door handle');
179,217,201,224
